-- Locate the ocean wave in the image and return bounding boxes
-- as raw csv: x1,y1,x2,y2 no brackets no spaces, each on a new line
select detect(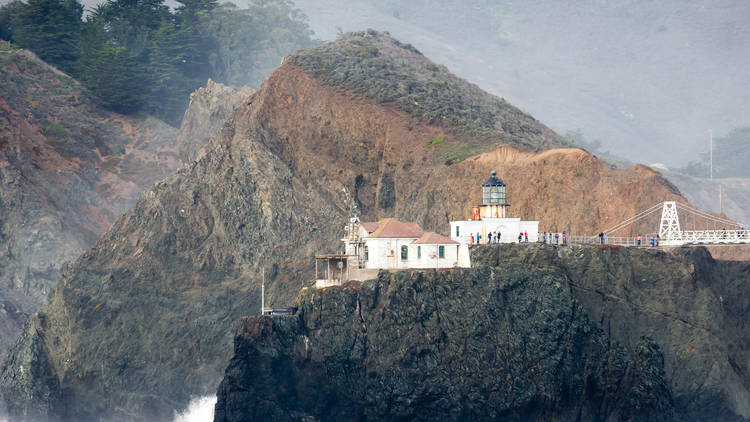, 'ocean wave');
173,395,216,422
